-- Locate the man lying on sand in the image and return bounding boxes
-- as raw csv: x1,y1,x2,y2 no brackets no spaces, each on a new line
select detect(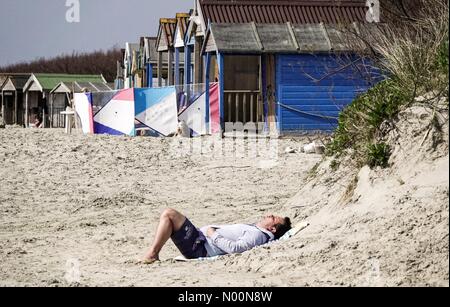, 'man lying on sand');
141,208,292,264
